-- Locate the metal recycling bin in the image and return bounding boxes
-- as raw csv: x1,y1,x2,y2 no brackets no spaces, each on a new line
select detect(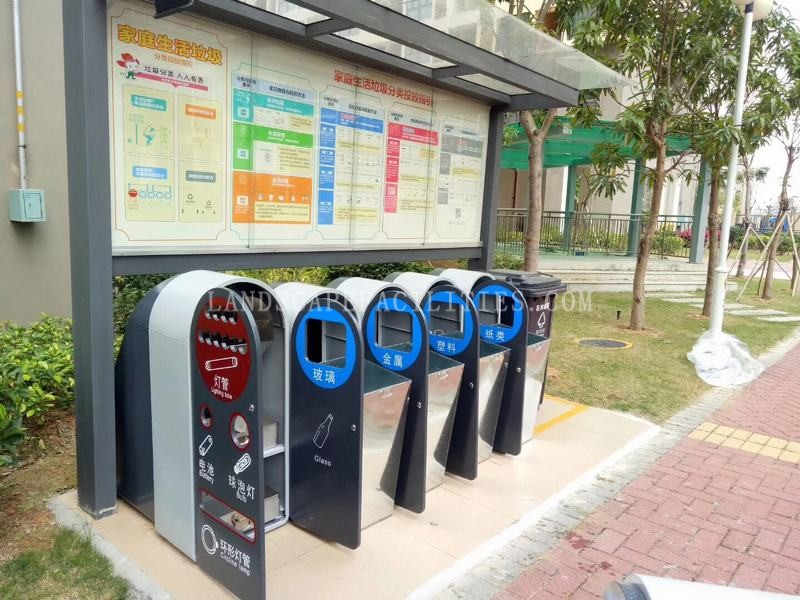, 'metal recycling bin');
435,268,544,454
329,277,430,512
115,270,290,600
274,283,410,550
386,272,484,480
